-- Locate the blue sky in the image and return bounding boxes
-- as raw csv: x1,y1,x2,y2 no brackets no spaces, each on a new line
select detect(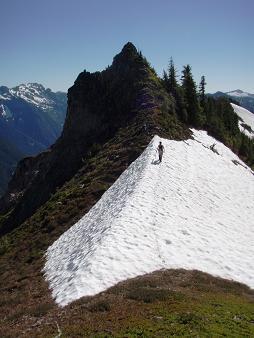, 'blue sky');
1,0,253,93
